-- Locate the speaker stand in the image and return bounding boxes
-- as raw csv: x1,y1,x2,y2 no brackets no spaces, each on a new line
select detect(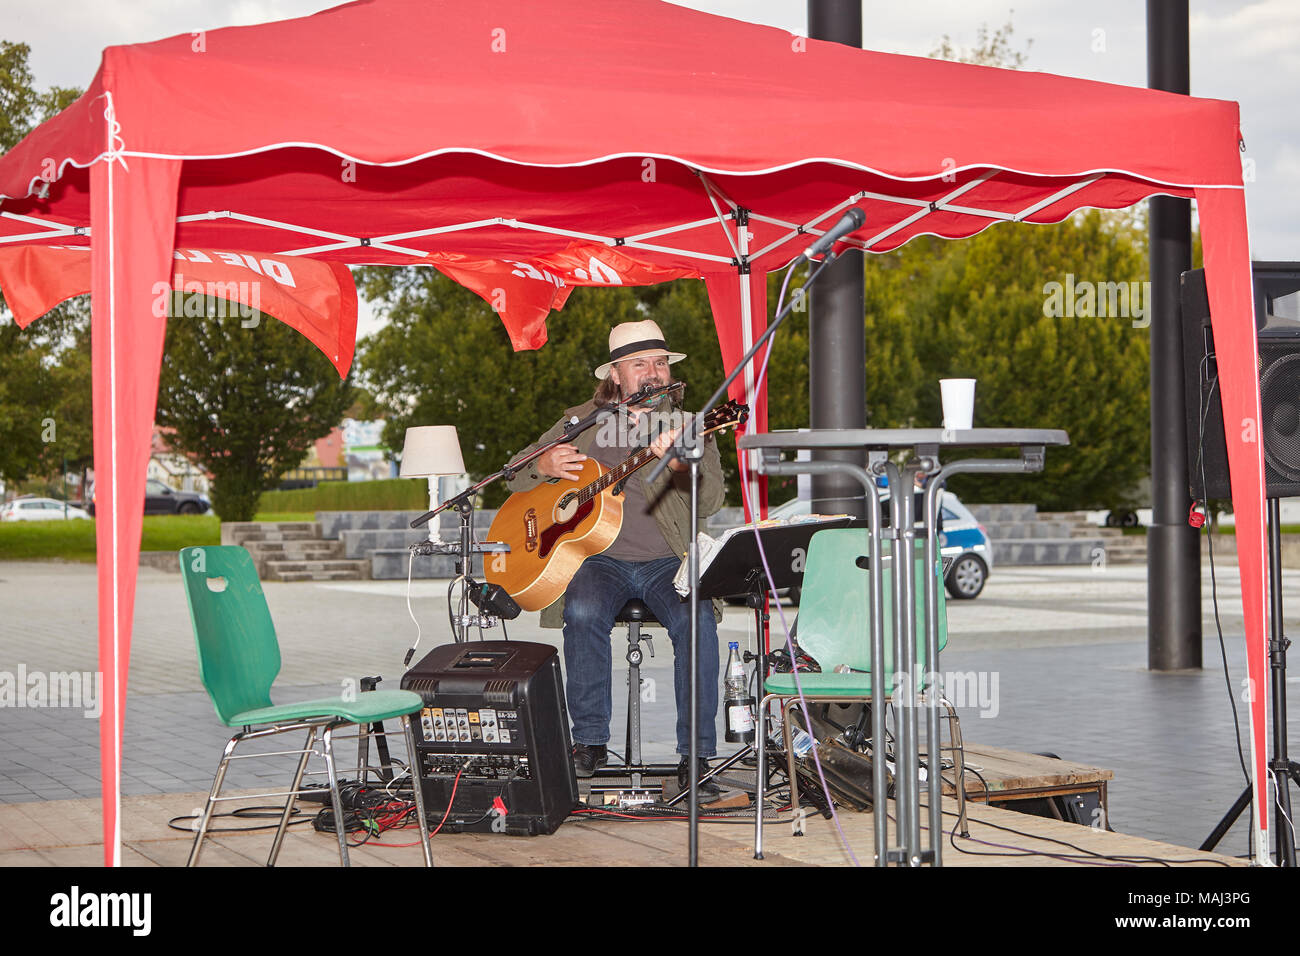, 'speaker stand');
1199,497,1298,864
